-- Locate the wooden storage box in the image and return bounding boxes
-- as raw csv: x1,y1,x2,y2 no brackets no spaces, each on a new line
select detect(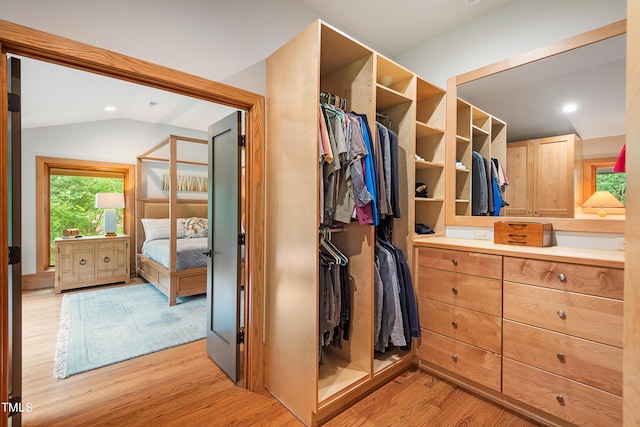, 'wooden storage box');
494,221,553,247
